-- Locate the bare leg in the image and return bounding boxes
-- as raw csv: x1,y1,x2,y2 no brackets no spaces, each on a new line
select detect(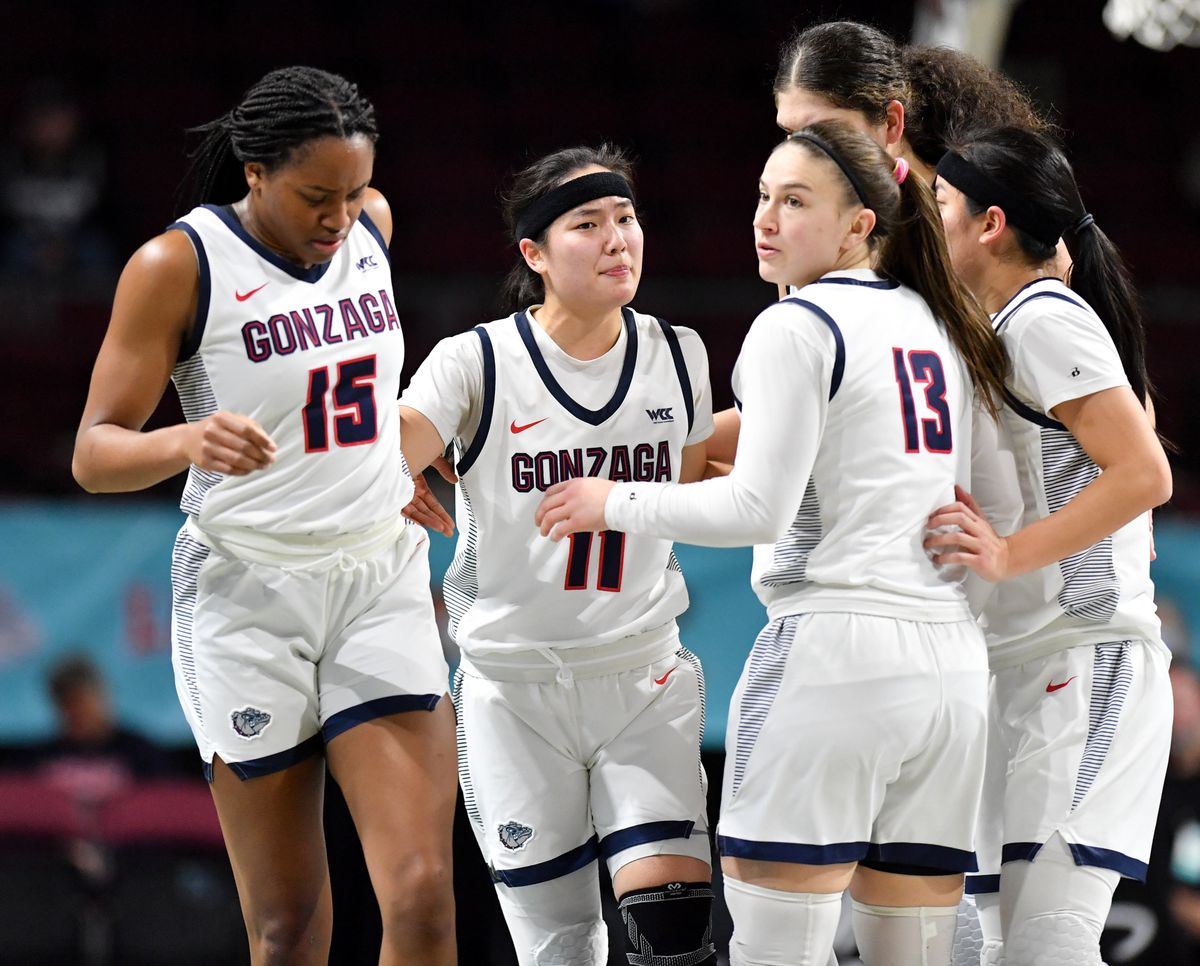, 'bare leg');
326,698,458,966
209,754,332,966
